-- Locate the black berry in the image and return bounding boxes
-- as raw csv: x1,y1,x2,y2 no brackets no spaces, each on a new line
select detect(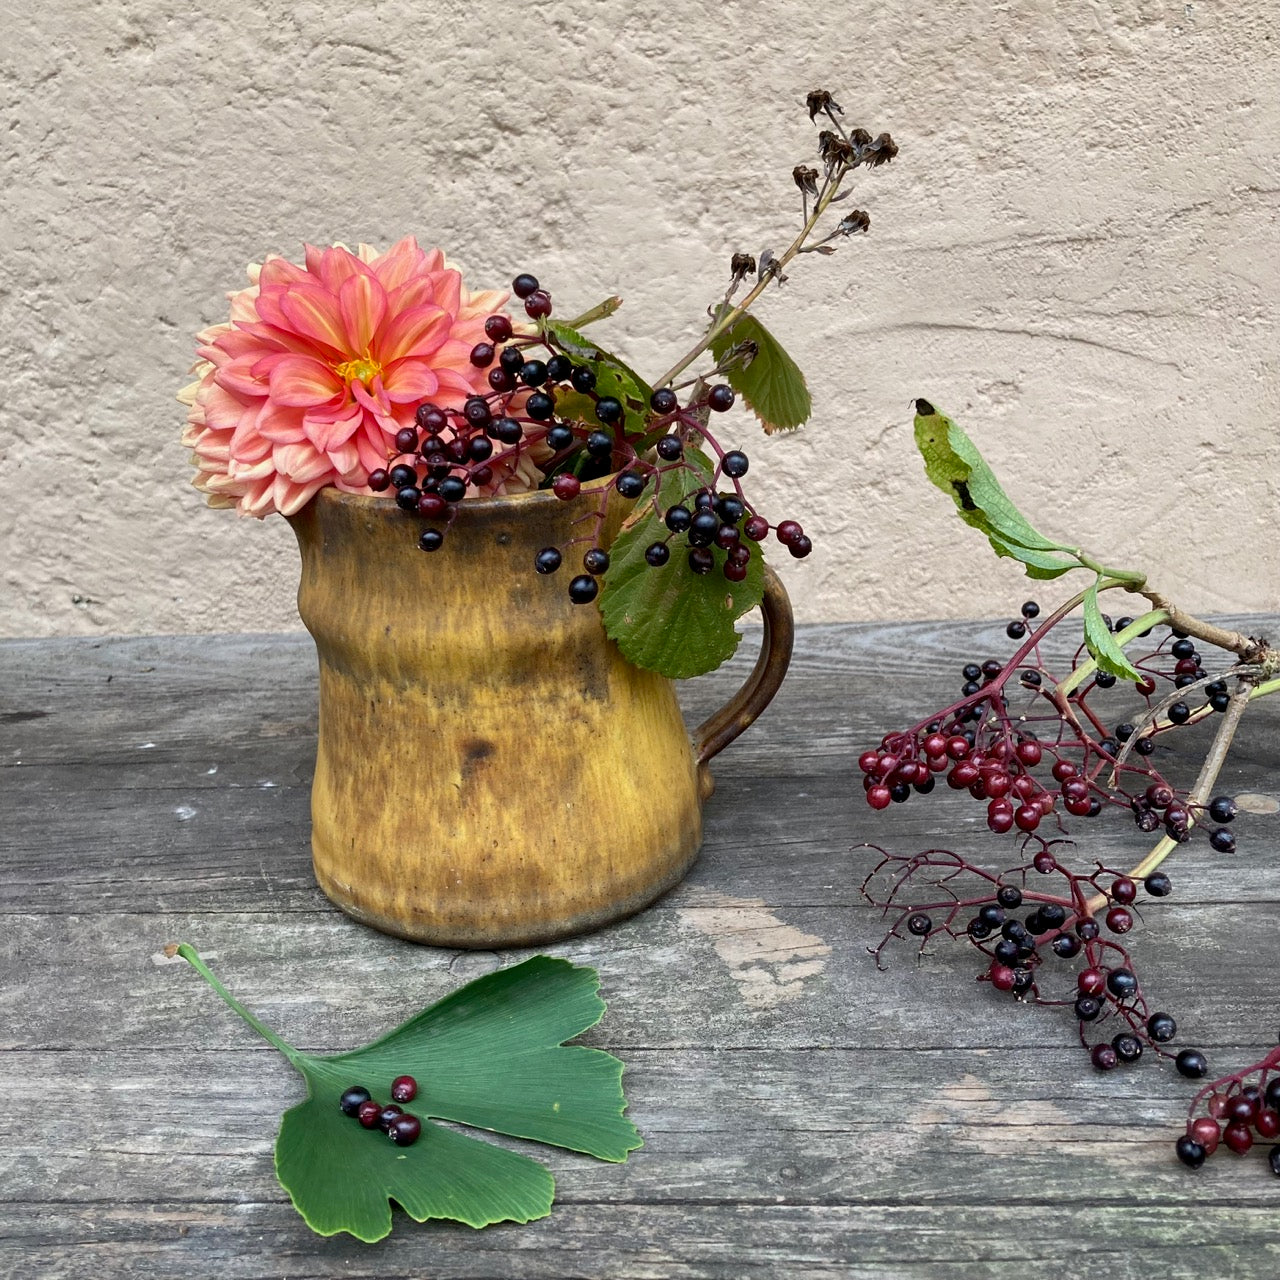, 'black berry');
512,273,539,298
650,387,679,414
568,575,598,604
534,547,562,574
340,1086,372,1116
